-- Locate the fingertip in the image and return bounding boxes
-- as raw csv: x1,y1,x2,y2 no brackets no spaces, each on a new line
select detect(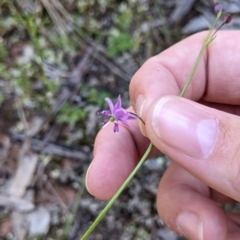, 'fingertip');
176,209,227,240
158,186,227,240
157,164,227,240
85,124,140,200
85,157,113,200
85,160,94,196
176,212,203,240
85,155,120,200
